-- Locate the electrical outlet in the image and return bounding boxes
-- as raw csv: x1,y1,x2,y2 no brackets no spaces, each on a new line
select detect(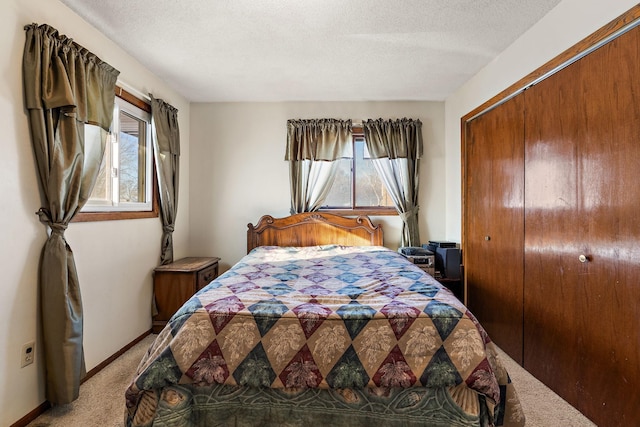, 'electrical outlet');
21,342,35,368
